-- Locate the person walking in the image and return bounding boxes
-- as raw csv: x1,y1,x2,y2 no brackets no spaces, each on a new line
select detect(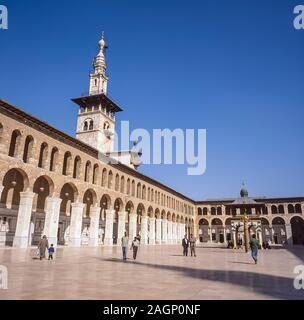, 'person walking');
189,234,197,257
121,232,129,261
250,234,260,264
48,244,55,260
38,235,49,260
182,235,189,256
131,236,140,260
